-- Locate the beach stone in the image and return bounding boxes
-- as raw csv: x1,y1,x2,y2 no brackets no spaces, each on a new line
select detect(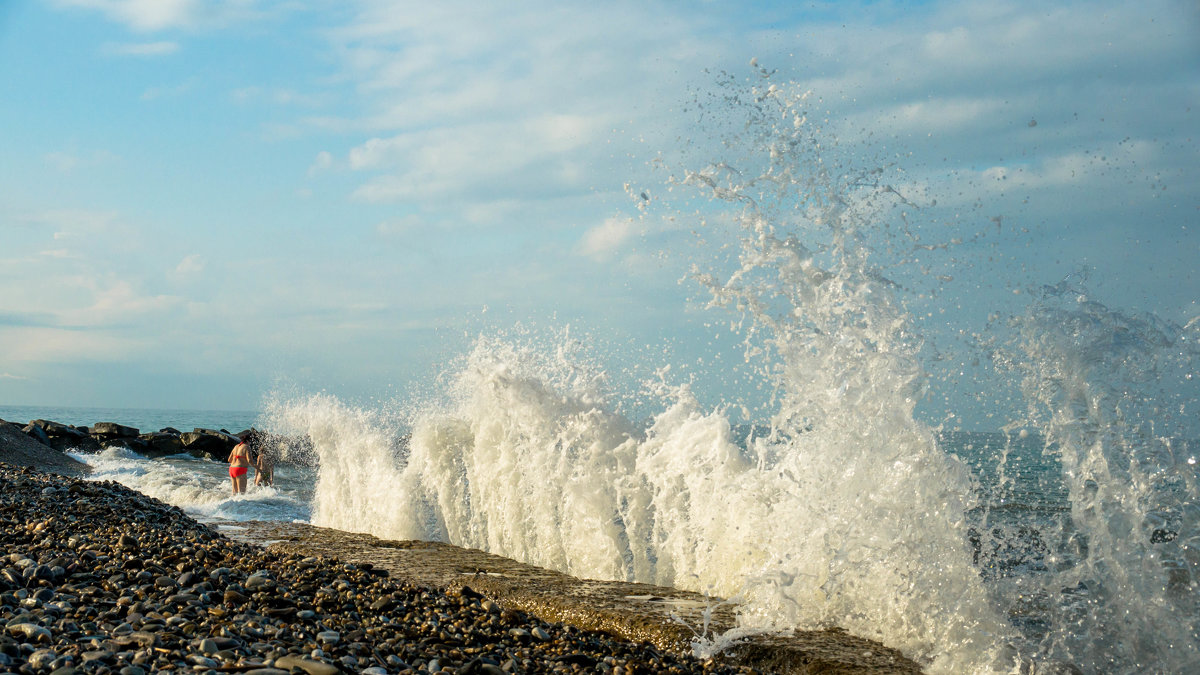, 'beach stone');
29,648,58,669
274,655,341,675
81,649,113,663
245,574,274,591
114,631,157,649
531,626,550,641
119,667,147,675
199,638,218,654
316,630,340,645
7,622,51,642
187,654,219,667
243,670,290,675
